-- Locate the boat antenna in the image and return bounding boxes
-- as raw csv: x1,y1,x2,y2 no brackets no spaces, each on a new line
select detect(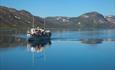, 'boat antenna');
32,16,35,28
44,17,45,29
